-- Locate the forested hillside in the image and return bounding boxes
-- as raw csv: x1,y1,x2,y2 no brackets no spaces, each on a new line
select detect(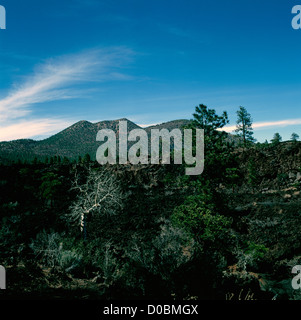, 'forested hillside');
1,105,301,300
